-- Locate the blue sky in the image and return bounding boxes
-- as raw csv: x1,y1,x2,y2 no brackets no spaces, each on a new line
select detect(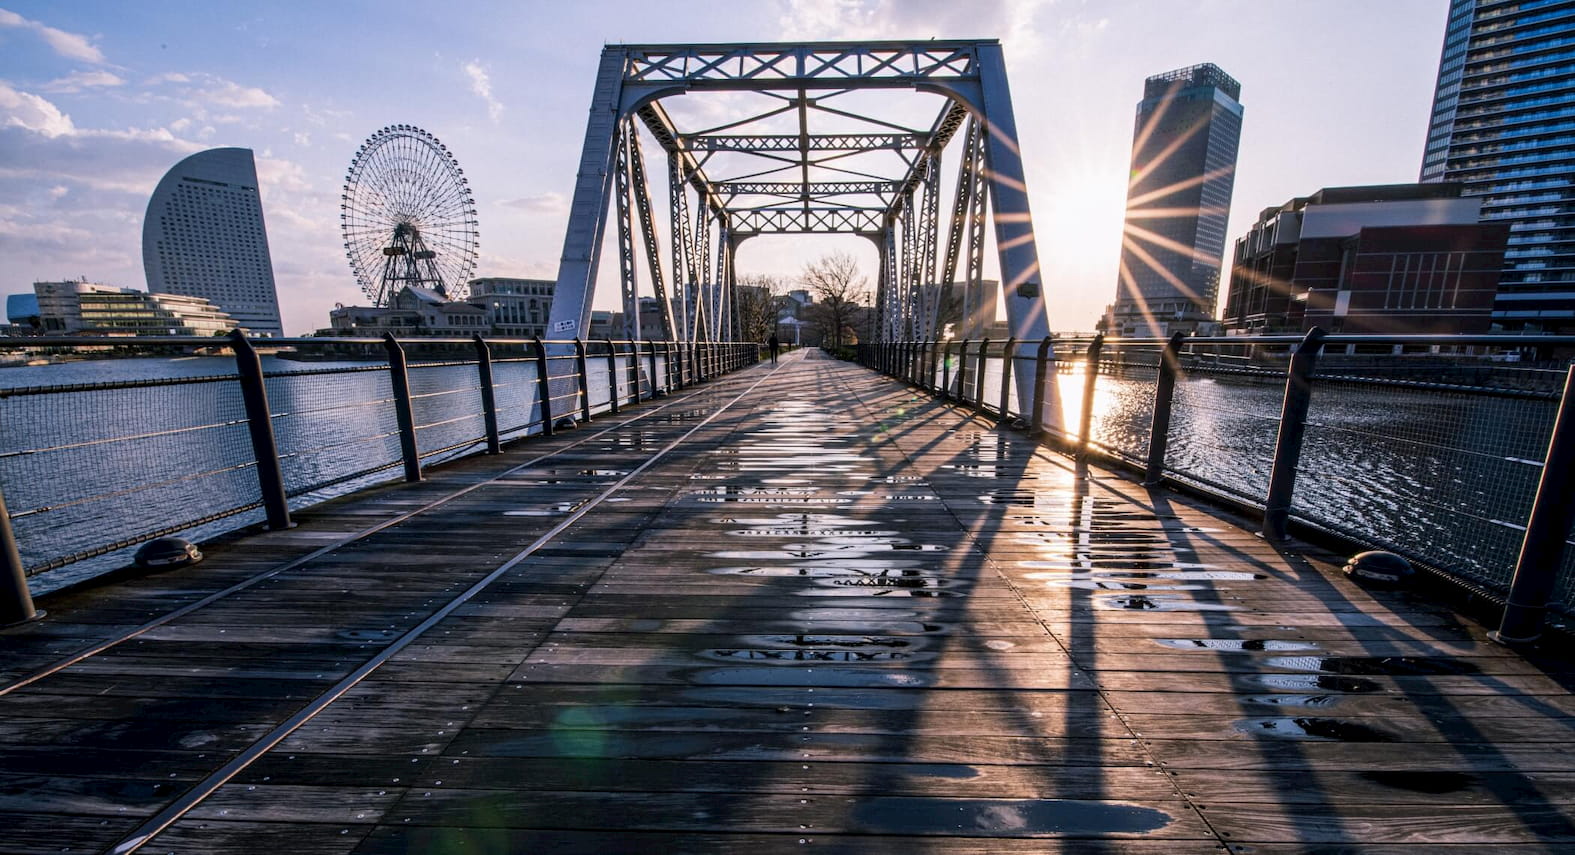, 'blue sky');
1,1,1446,334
